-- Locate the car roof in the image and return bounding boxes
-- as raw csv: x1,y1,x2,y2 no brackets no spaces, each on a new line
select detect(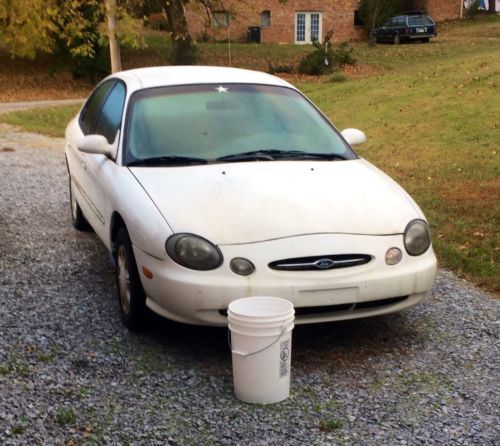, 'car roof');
111,66,295,91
